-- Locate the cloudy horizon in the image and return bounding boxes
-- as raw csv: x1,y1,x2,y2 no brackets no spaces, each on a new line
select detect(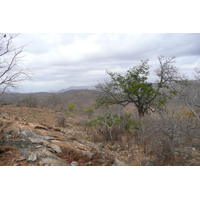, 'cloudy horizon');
13,33,200,93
